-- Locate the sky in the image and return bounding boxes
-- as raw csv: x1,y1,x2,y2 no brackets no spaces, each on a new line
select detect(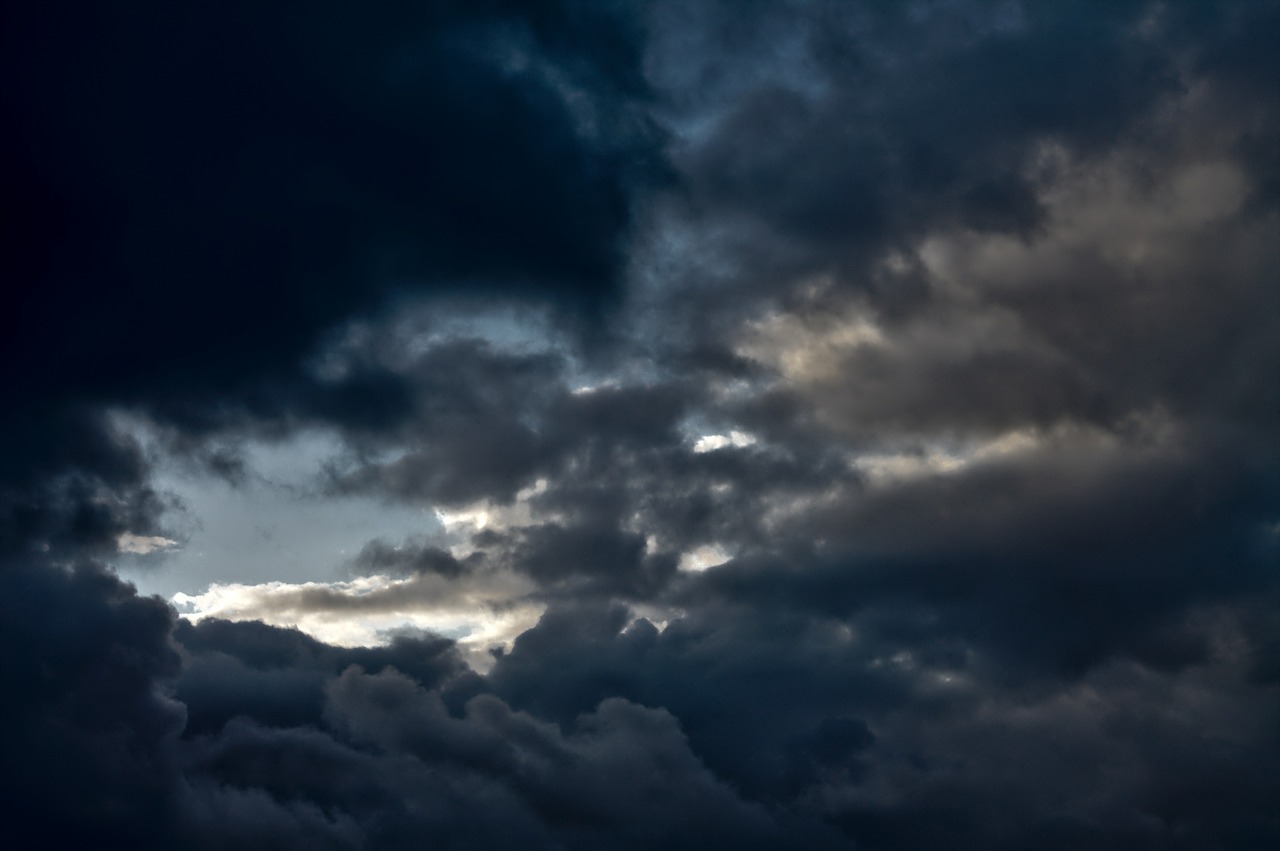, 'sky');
1,2,1277,848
